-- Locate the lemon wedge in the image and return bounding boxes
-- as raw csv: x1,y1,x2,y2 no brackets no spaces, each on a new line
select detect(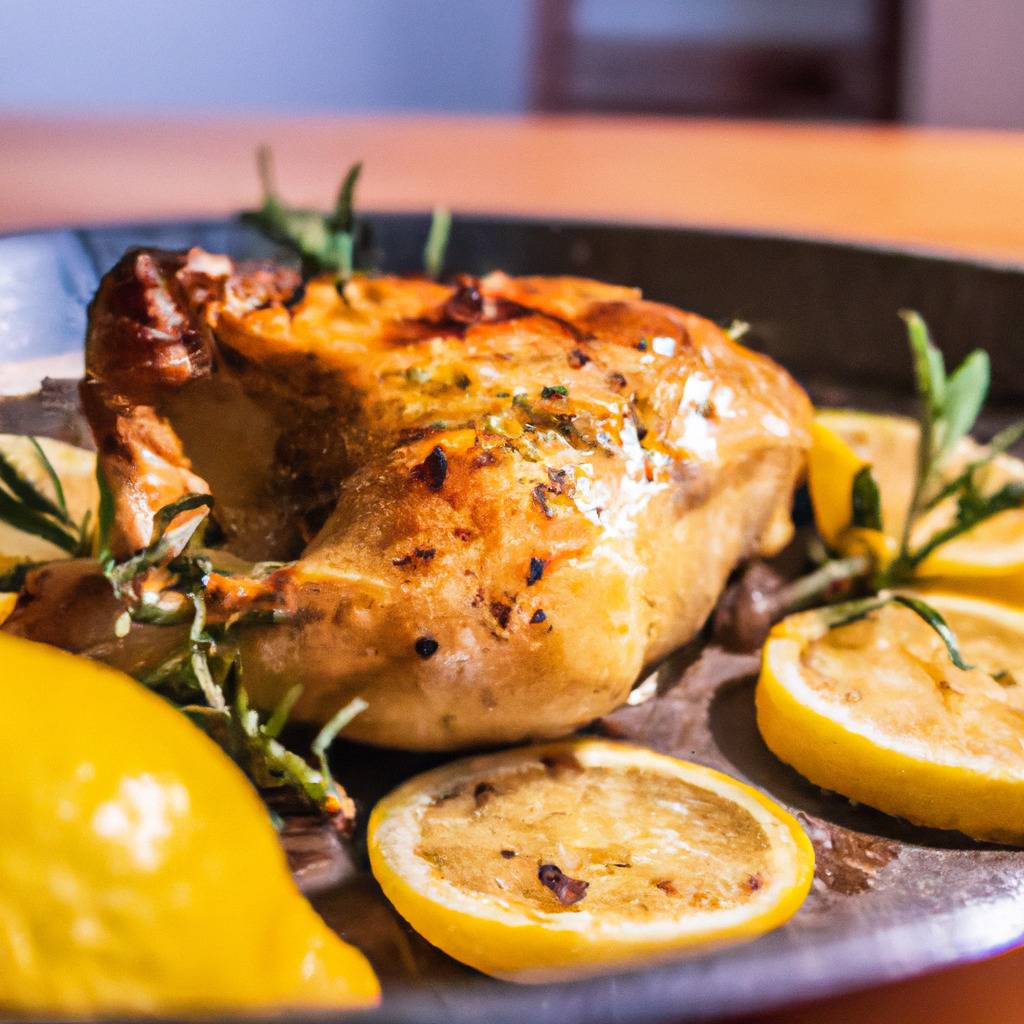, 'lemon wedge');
809,410,1024,592
757,592,1024,843
368,739,813,982
0,634,379,1016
